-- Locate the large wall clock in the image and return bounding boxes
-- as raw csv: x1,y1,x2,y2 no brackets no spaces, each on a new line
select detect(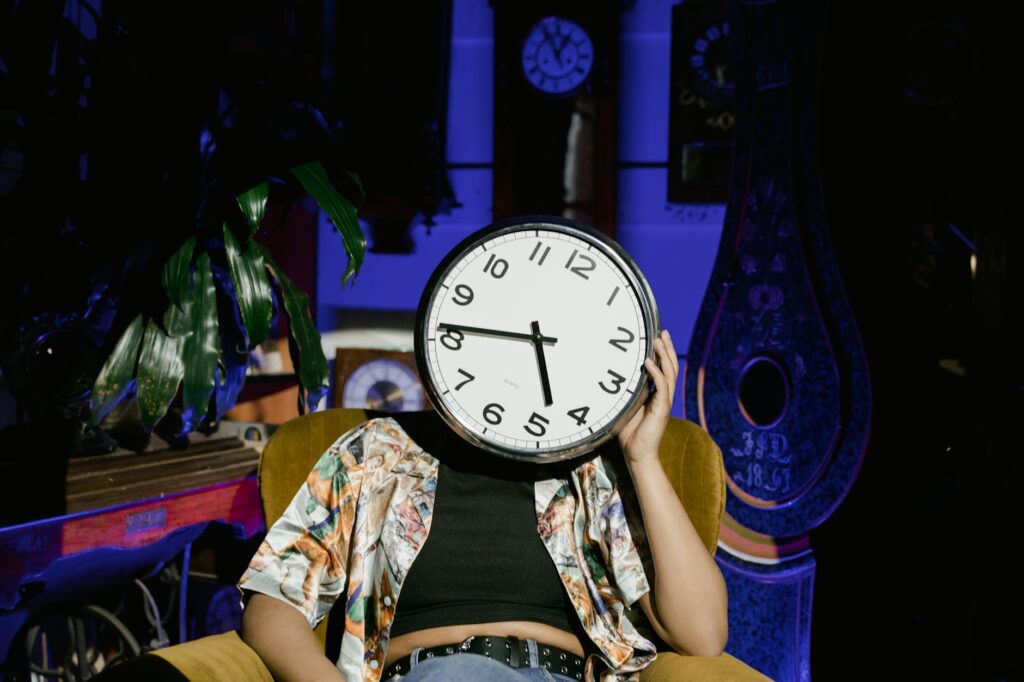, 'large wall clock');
493,1,619,236
414,216,659,463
